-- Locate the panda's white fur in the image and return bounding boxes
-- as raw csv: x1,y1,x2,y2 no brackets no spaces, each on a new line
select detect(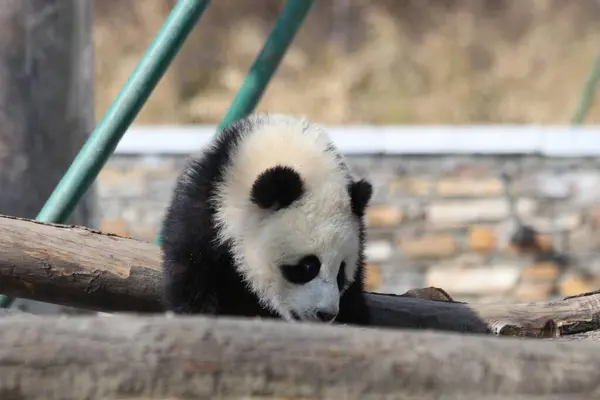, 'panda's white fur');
161,113,372,325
